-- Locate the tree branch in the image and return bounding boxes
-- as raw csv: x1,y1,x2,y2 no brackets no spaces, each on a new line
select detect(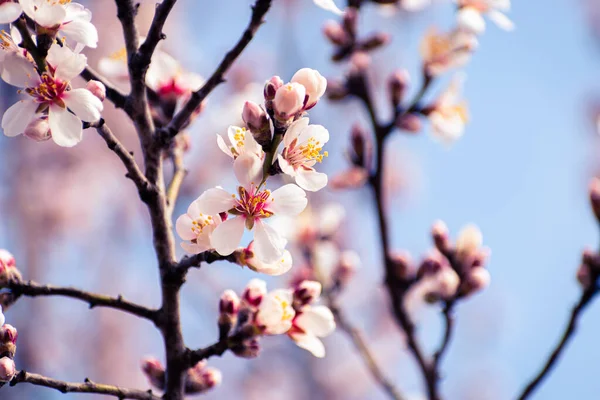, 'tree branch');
80,66,128,110
432,301,455,372
166,151,187,215
138,0,178,68
7,280,159,323
162,0,273,140
517,287,599,400
9,371,159,400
